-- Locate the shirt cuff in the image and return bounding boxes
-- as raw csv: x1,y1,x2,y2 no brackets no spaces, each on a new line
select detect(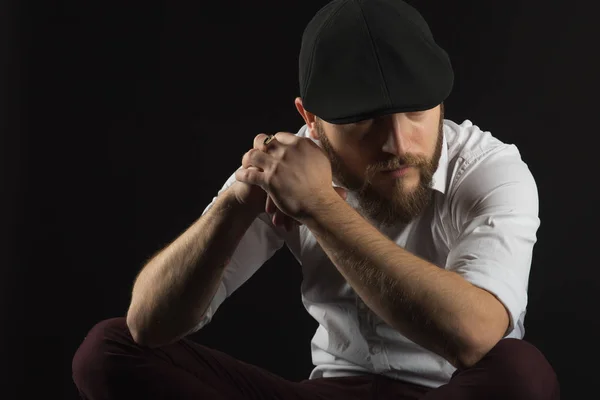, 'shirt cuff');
457,268,526,337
